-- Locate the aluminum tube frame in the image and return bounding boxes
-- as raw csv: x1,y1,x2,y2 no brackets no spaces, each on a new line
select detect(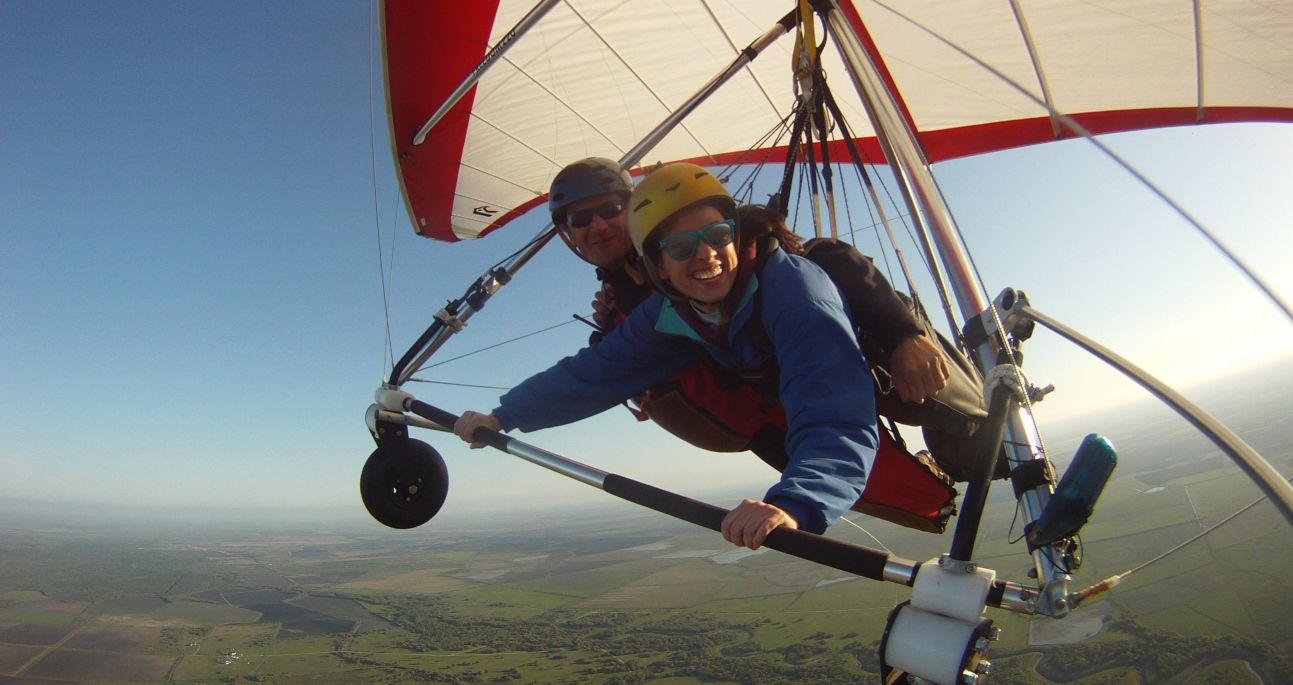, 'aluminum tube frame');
1023,304,1293,525
410,0,563,146
620,9,796,167
821,1,1070,614
392,228,561,386
406,401,1040,615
